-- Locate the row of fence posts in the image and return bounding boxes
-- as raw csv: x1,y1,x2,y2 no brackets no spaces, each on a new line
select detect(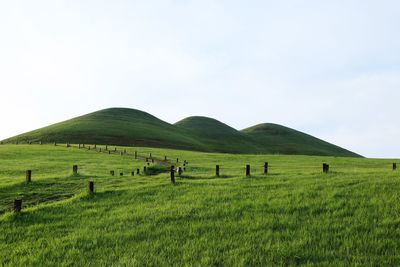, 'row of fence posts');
15,165,95,212
12,150,400,212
